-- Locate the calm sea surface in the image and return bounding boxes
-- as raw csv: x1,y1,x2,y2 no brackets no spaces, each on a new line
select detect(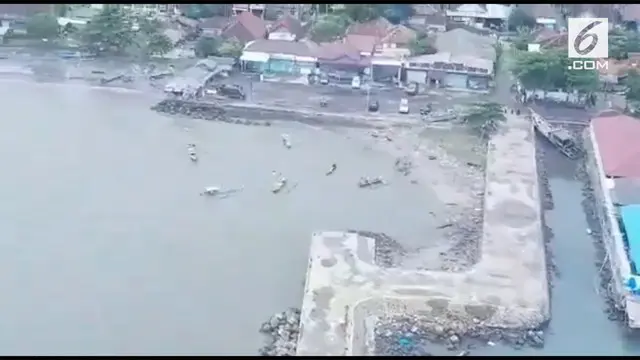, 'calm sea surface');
0,80,453,355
